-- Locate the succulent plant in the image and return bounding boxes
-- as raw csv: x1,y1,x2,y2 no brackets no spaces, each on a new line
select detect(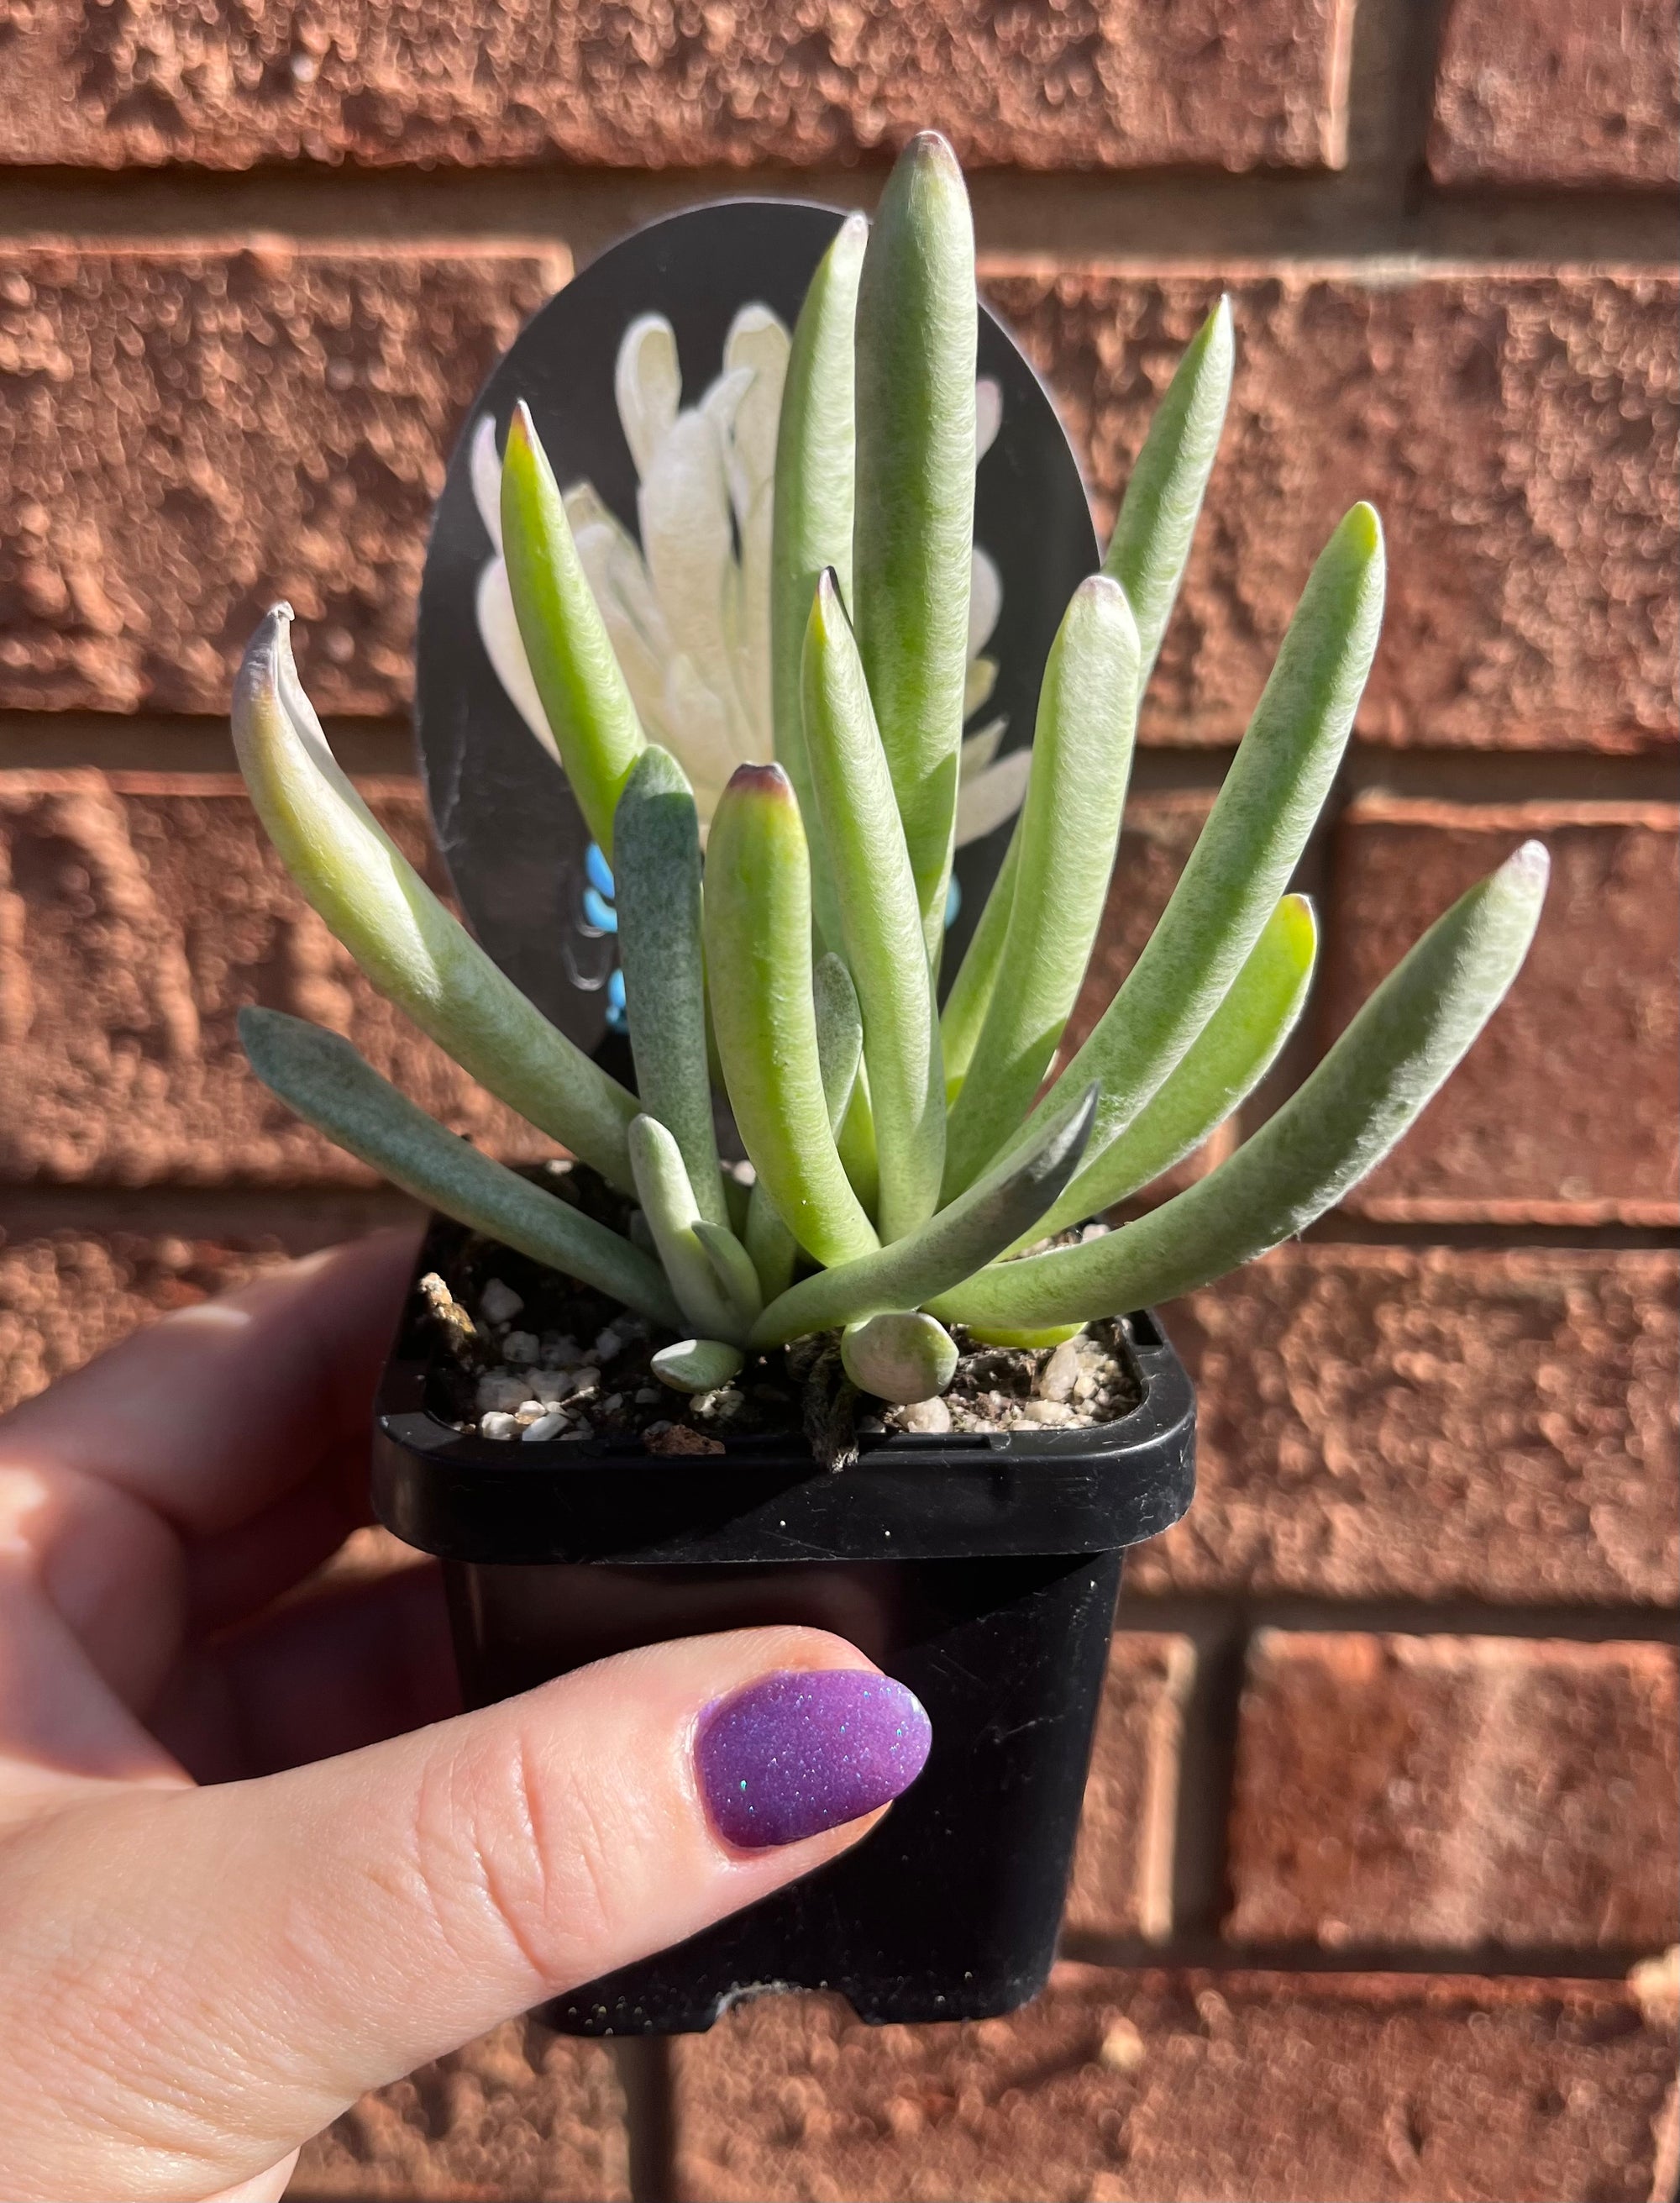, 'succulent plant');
233,134,1547,1426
